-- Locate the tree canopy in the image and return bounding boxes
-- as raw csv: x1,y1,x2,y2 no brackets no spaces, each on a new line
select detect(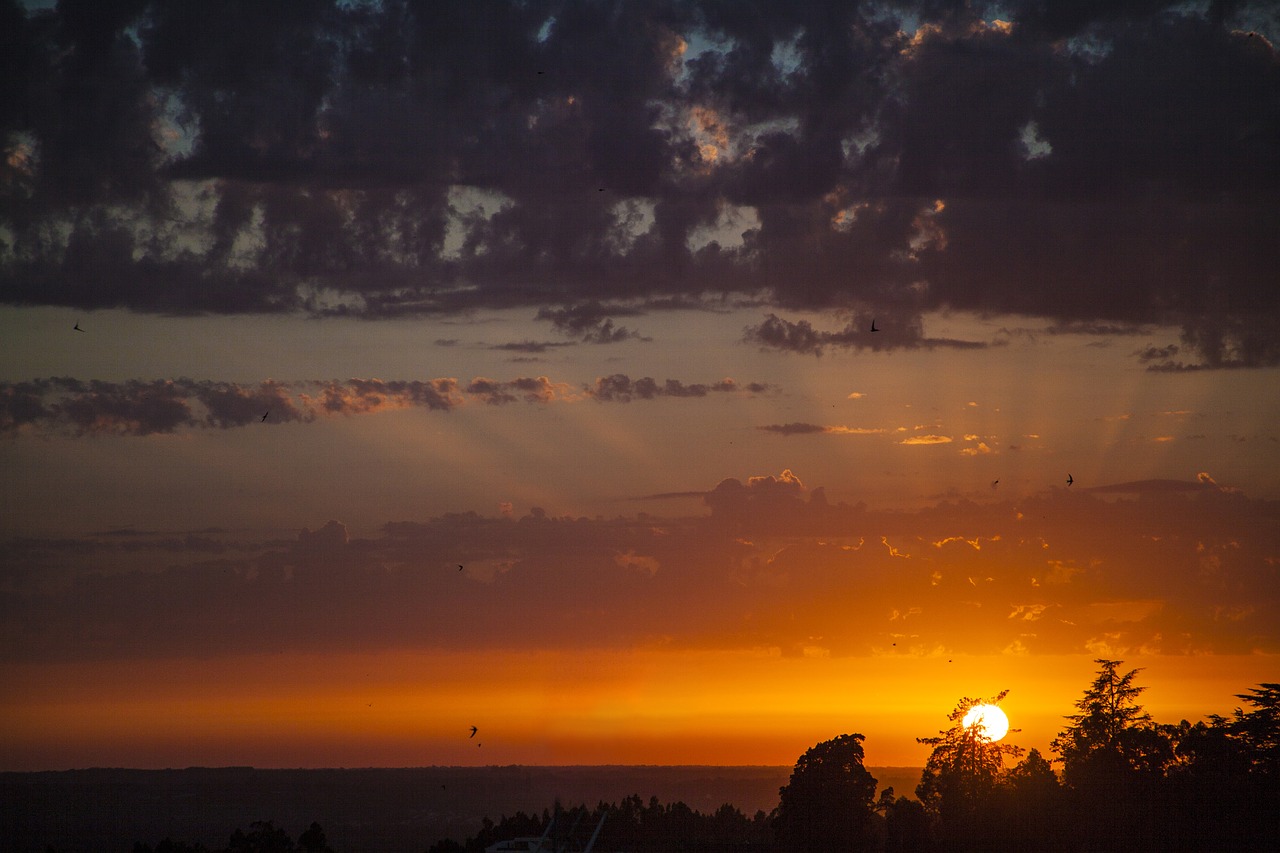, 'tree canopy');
774,733,879,853
1051,659,1172,786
